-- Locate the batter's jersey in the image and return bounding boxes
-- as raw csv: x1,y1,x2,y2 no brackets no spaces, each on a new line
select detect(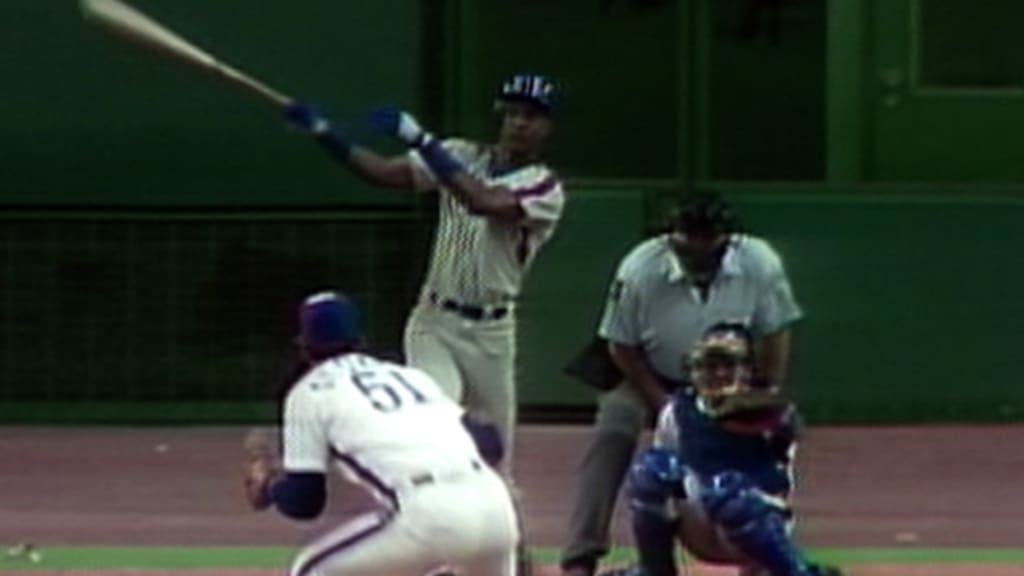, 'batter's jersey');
653,390,796,496
599,234,803,382
281,352,484,500
409,138,565,306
